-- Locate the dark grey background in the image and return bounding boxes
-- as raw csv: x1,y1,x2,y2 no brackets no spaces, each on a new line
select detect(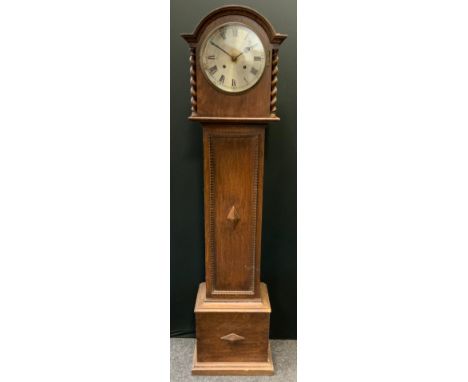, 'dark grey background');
170,0,296,339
